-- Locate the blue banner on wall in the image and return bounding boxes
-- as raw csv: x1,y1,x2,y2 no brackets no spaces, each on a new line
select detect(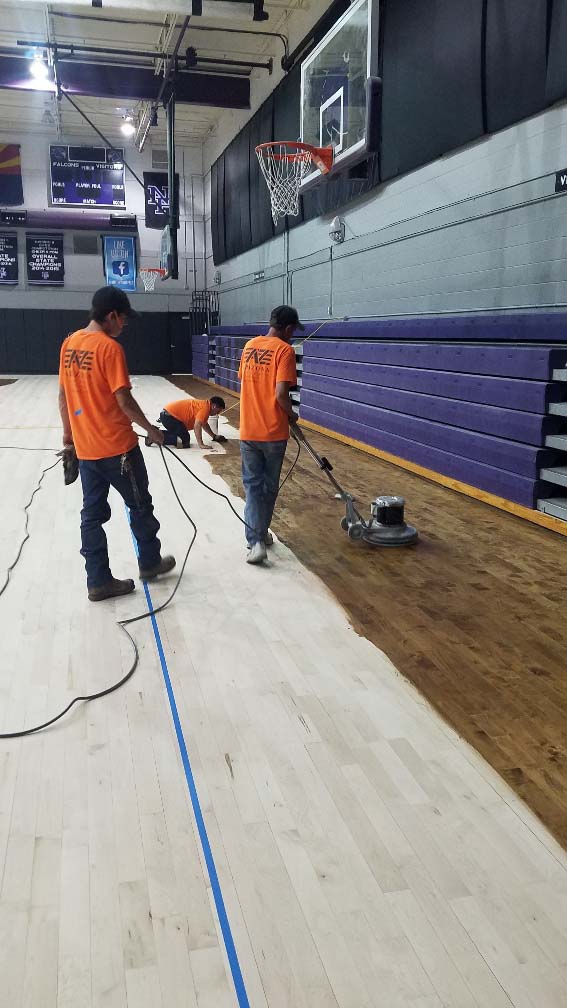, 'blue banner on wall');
102,235,137,292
